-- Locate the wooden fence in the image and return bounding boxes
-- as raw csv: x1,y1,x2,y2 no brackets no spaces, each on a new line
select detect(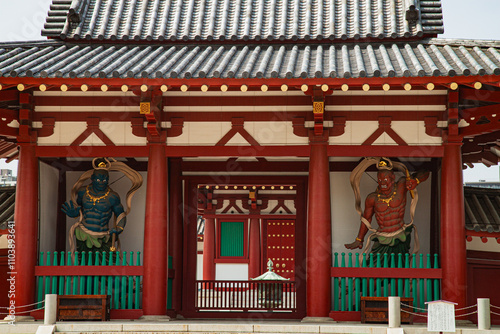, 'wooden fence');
195,280,296,312
331,252,442,314
35,251,142,310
